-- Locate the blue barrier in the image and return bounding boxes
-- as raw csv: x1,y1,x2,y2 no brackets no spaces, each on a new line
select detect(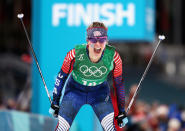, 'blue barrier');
0,110,57,131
